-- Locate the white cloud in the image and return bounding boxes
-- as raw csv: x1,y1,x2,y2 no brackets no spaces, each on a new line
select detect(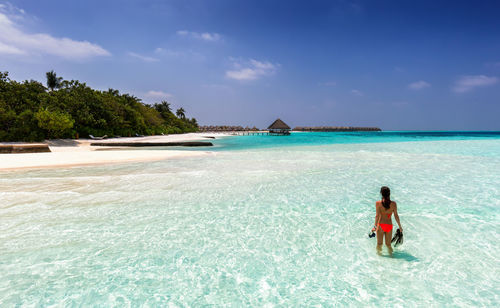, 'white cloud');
127,52,159,62
155,47,185,57
320,81,337,87
226,59,278,81
0,6,110,60
0,41,25,55
154,47,165,54
199,32,220,41
351,89,363,96
0,3,26,18
176,30,221,42
153,48,182,57
453,75,498,93
153,47,205,61
145,90,173,99
408,80,431,90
